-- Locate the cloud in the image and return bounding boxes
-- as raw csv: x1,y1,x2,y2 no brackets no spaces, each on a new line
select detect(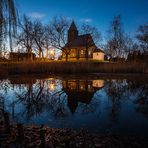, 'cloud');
28,12,46,19
80,18,93,23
